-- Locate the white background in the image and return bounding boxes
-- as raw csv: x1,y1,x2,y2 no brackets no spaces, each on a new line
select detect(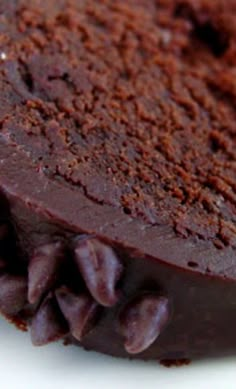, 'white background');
0,316,236,389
